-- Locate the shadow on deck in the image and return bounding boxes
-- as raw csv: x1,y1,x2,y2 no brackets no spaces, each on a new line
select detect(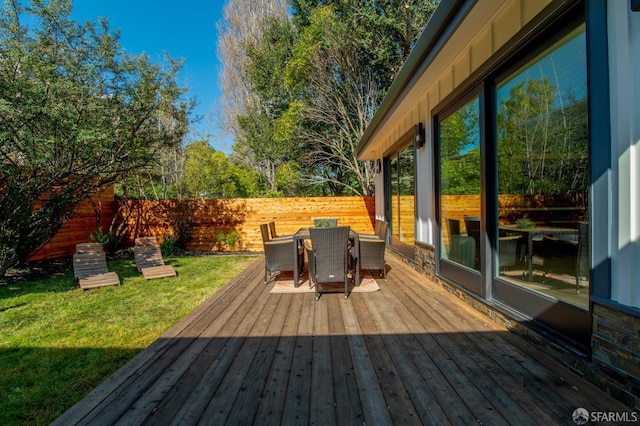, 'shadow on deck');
53,257,629,425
